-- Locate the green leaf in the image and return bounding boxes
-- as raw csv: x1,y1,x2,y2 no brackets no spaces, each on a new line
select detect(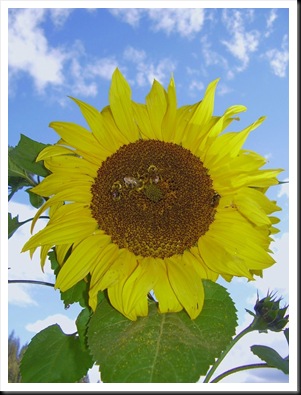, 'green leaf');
76,308,92,351
48,249,60,276
60,280,90,309
87,280,237,383
20,324,93,383
8,149,31,179
9,134,50,177
8,213,26,239
284,328,289,345
251,345,289,374
8,176,32,200
26,188,44,208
